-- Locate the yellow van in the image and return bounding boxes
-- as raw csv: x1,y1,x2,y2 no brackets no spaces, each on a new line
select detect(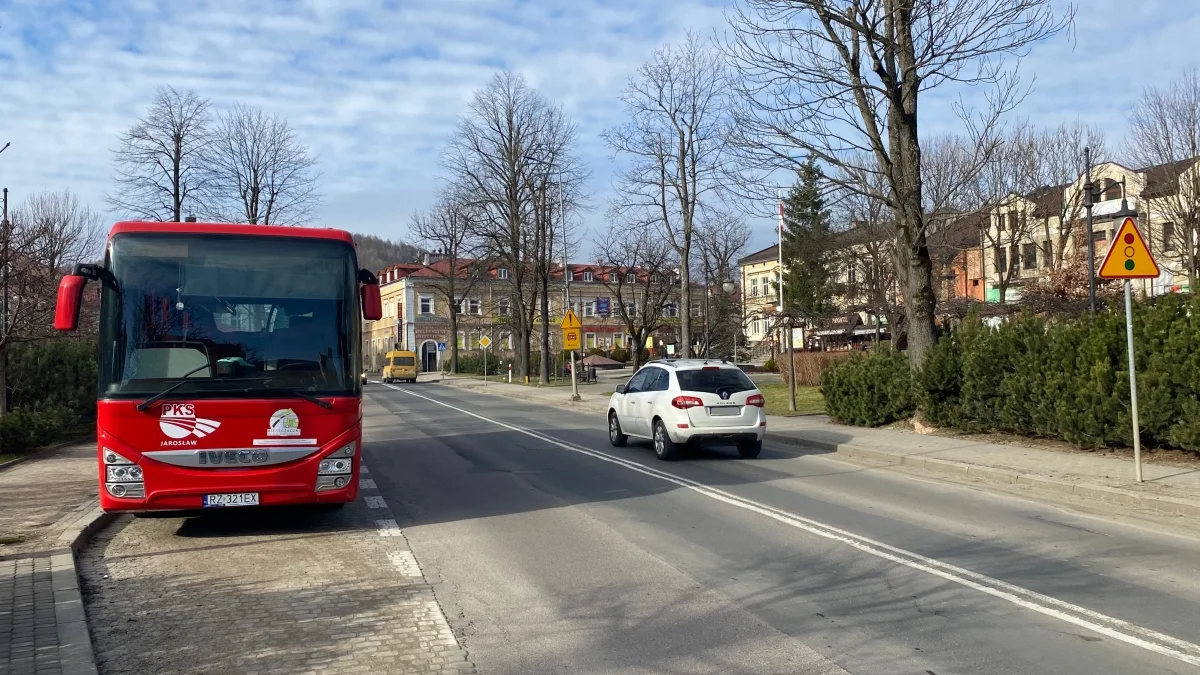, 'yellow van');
382,350,419,383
